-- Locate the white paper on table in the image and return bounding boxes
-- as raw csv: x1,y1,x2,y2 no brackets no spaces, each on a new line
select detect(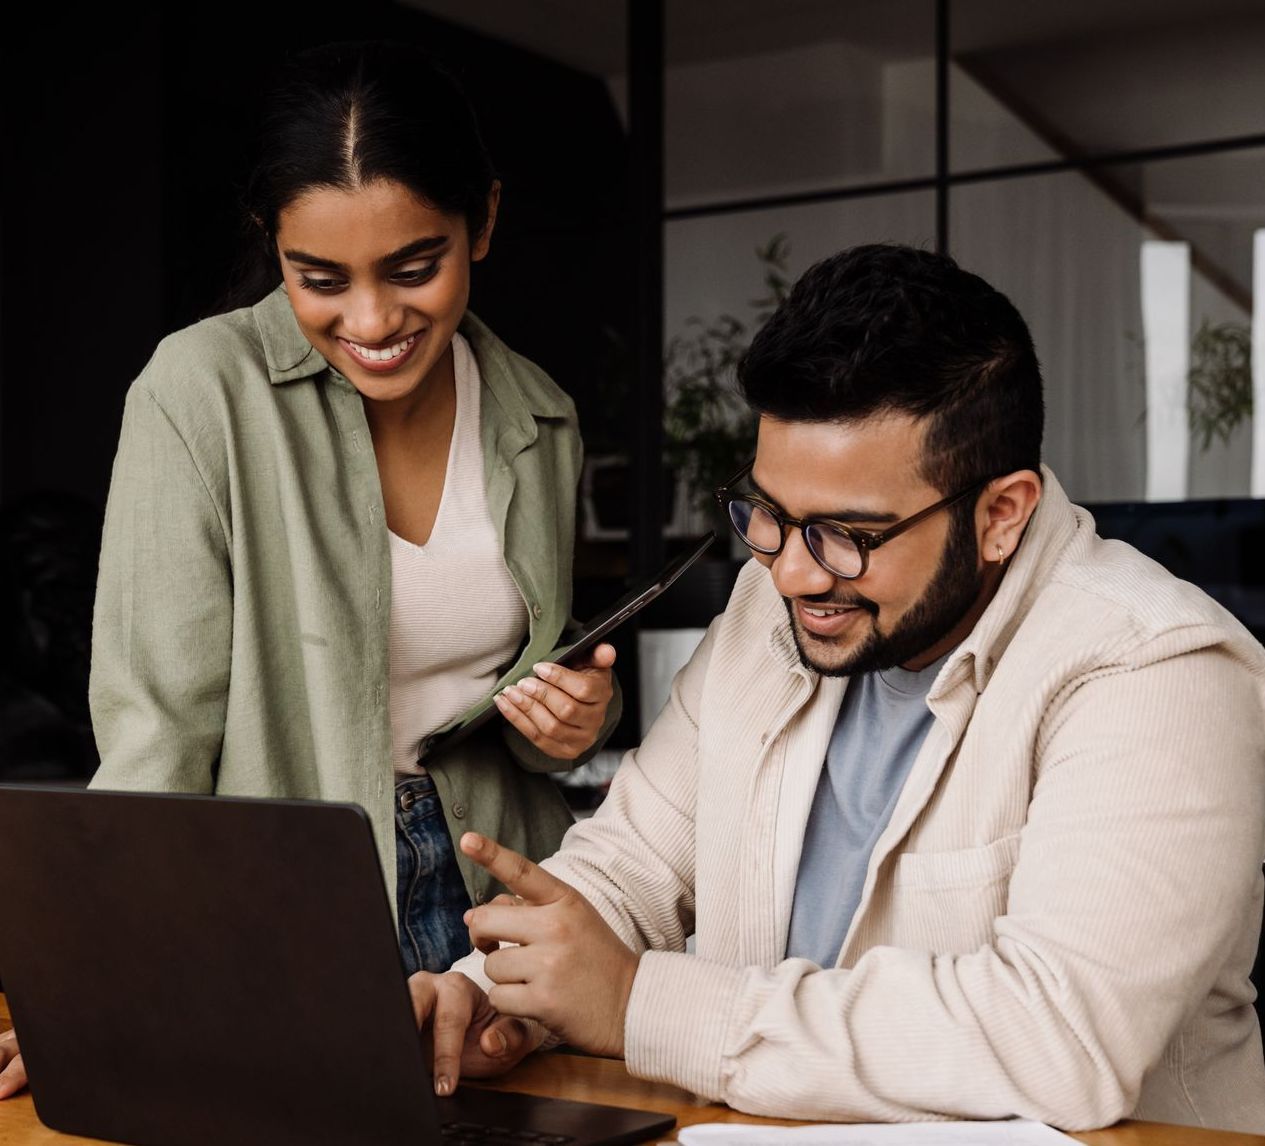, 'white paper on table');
676,1118,1078,1146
